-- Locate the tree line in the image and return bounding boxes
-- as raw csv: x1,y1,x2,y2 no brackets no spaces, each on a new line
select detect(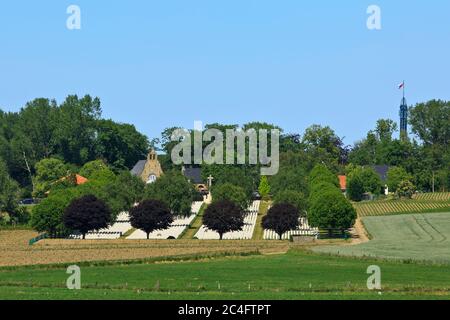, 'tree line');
1,95,449,229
